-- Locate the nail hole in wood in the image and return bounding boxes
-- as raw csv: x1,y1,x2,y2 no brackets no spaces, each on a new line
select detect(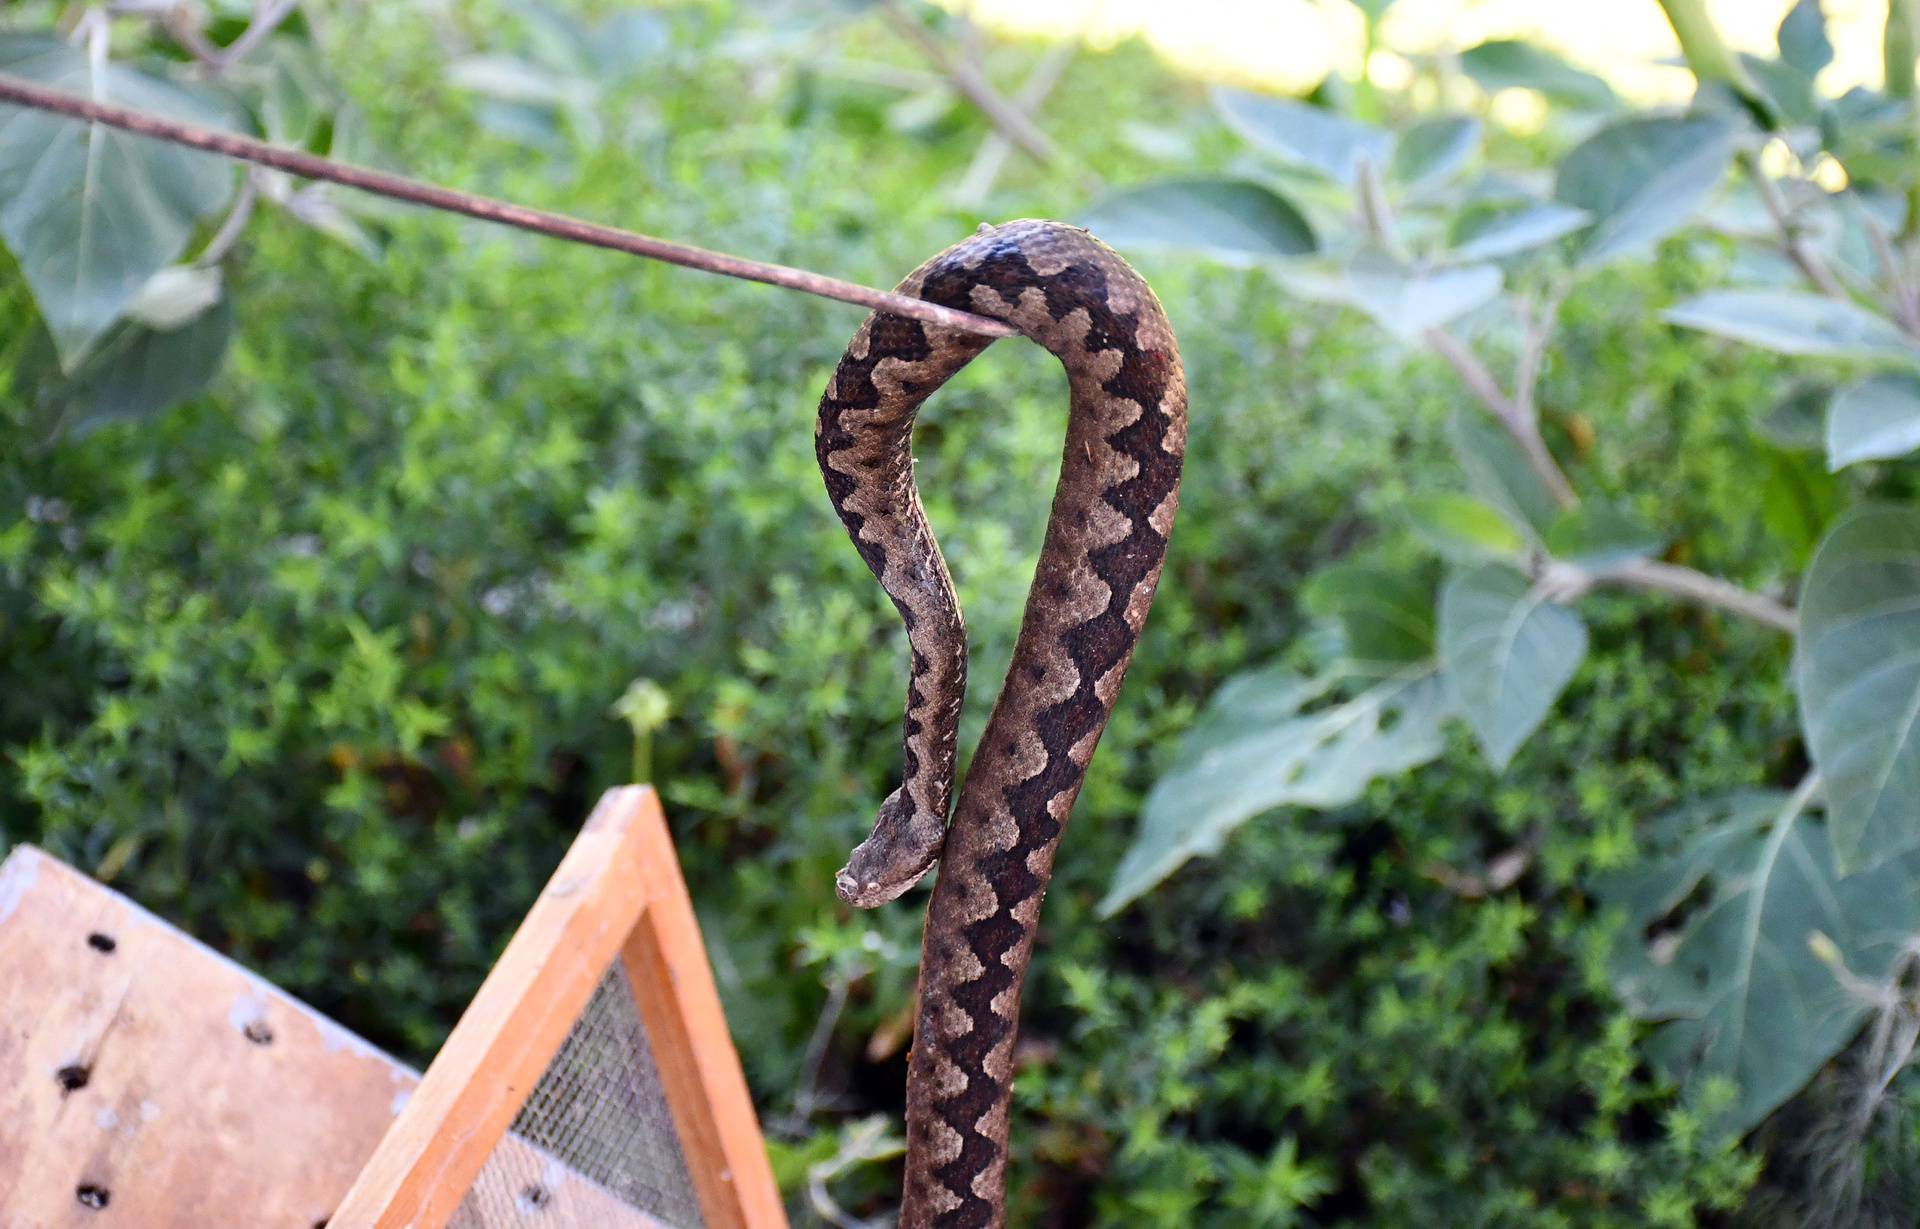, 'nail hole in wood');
86,932,116,953
76,1185,110,1209
57,1063,91,1093
243,1019,274,1045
